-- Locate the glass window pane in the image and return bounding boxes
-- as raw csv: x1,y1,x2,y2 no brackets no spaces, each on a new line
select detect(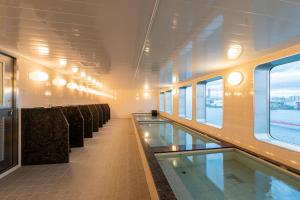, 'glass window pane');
165,91,173,114
186,86,192,119
206,78,223,127
196,83,205,121
160,93,164,112
178,88,186,117
178,86,192,120
270,61,300,146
